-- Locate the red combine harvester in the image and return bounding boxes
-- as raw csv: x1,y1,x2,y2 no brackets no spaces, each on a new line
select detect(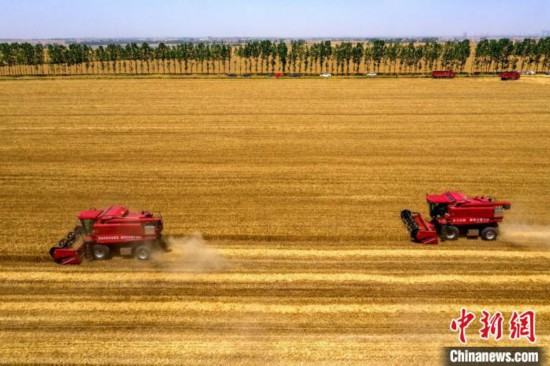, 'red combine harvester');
50,206,168,265
401,192,511,244
432,70,456,79
500,71,520,81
